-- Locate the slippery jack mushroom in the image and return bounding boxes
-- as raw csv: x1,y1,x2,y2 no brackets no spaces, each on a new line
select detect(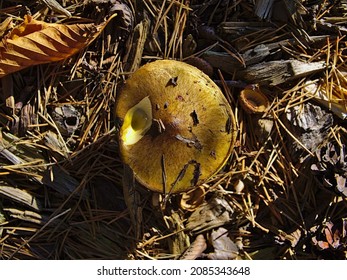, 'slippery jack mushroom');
115,60,236,193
